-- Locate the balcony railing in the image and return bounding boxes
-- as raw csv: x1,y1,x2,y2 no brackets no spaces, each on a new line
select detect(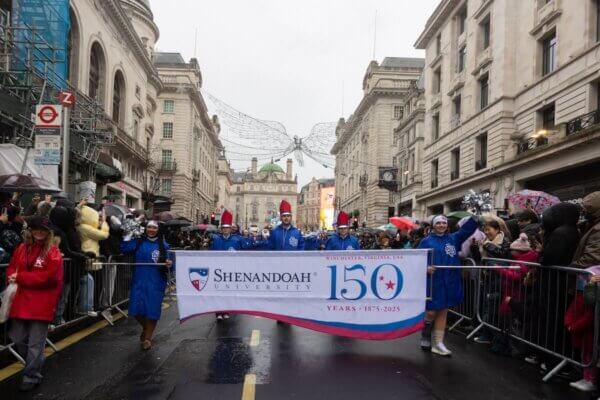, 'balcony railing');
158,160,177,172
114,126,148,160
566,109,600,136
517,136,549,155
